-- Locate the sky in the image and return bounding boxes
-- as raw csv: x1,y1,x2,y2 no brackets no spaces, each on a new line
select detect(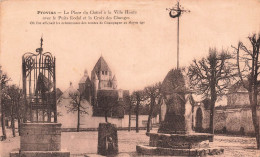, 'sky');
0,0,260,92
